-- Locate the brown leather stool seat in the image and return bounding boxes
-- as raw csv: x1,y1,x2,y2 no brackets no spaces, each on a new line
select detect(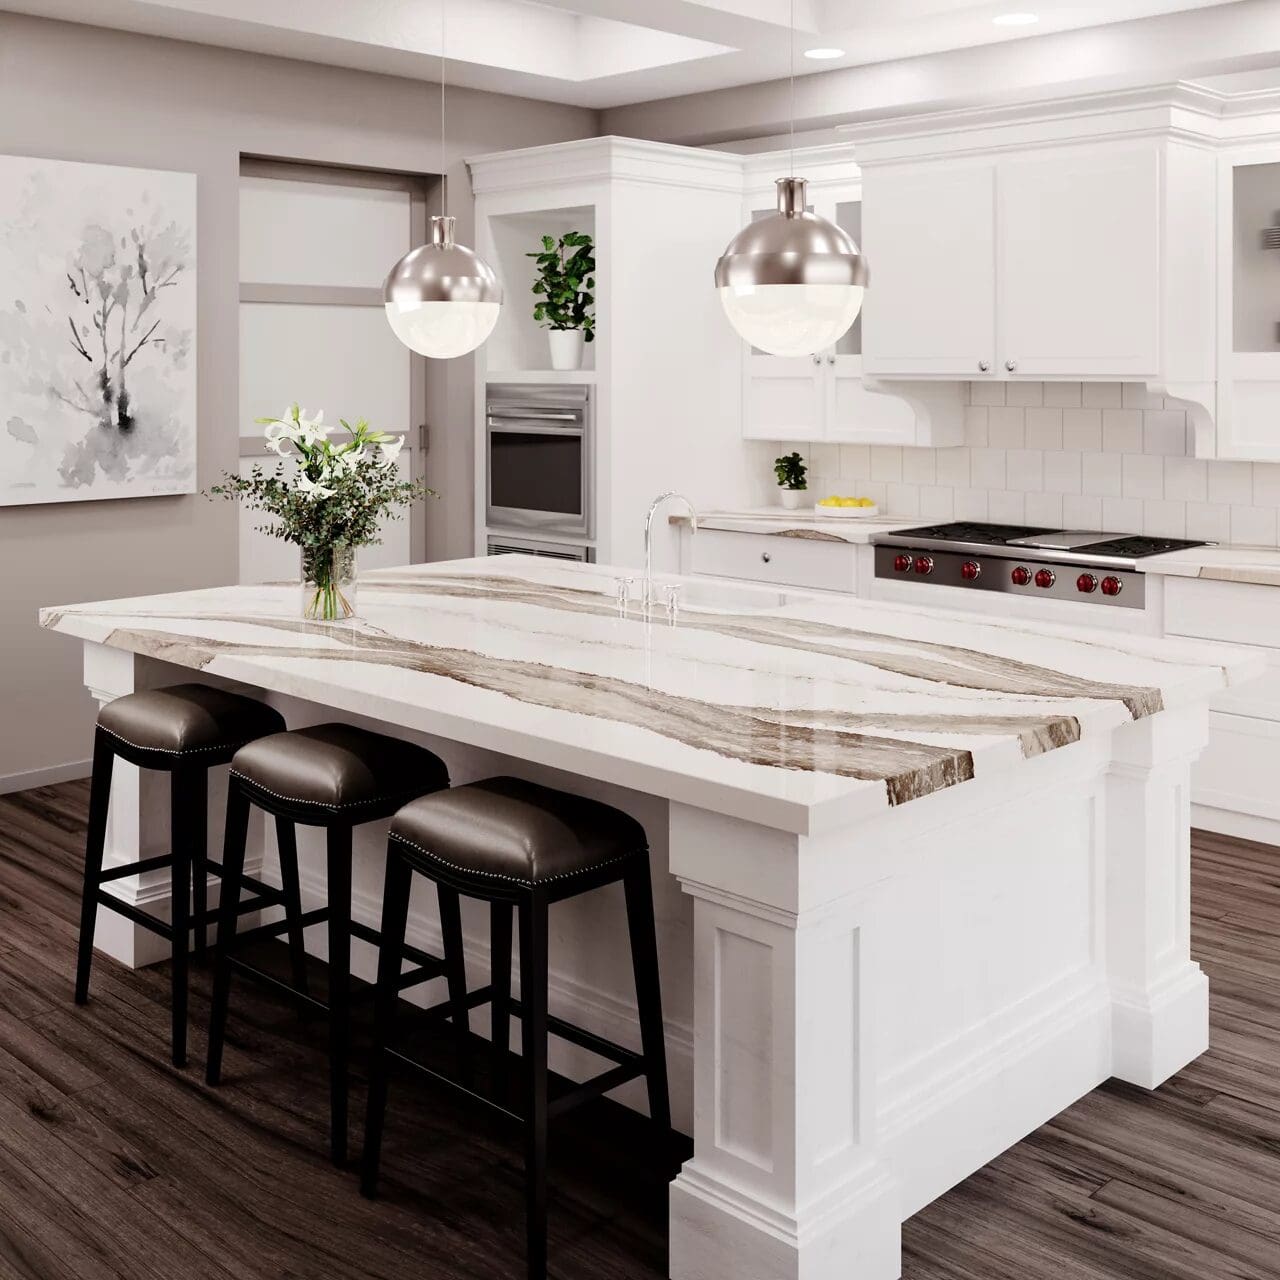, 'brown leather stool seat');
76,683,287,1069
208,721,457,1168
363,778,669,1280
231,723,450,823
389,776,647,887
97,682,285,764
